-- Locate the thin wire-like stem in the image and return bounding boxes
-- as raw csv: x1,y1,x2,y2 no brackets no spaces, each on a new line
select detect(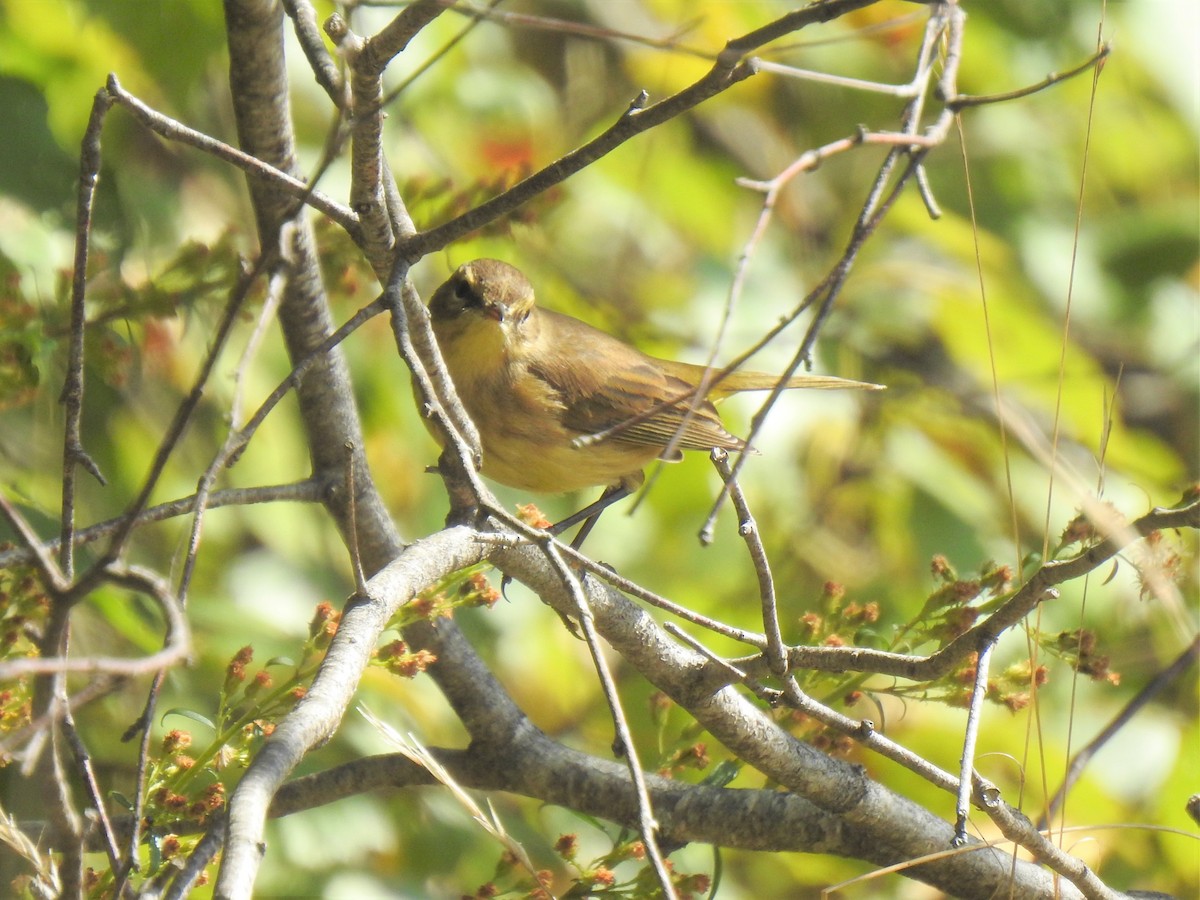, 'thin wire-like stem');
1028,16,1110,855
948,44,1111,110
59,711,121,872
1054,376,1120,847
